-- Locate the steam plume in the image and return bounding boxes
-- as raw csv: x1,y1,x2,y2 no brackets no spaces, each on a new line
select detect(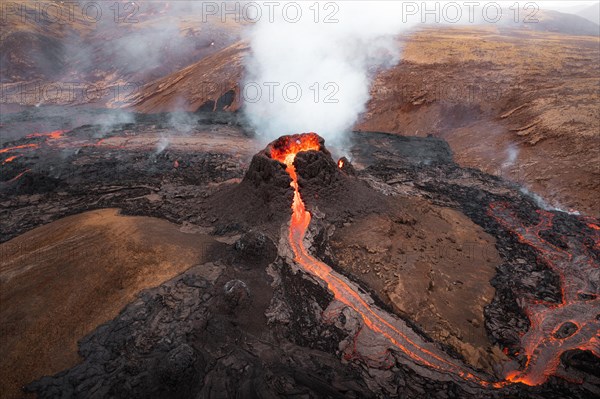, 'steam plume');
243,2,416,145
